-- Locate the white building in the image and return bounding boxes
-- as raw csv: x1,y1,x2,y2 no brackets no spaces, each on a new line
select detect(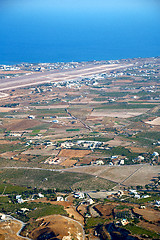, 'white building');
121,219,129,226
28,115,35,119
153,152,159,157
16,195,24,203
155,201,160,207
141,195,150,199
0,214,6,220
129,189,137,195
119,159,125,165
134,194,141,199
74,192,85,199
57,196,64,201
38,193,44,198
96,160,104,165
87,198,94,205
